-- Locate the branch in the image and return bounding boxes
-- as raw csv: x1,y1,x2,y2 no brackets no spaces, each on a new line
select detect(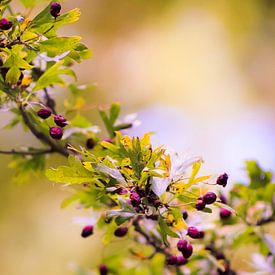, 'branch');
133,217,170,257
0,148,54,156
18,104,69,157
